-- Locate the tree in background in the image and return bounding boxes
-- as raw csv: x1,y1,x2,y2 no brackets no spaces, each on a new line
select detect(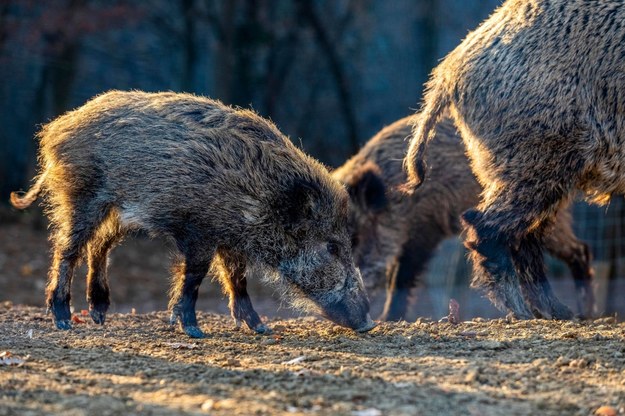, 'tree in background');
0,0,502,196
